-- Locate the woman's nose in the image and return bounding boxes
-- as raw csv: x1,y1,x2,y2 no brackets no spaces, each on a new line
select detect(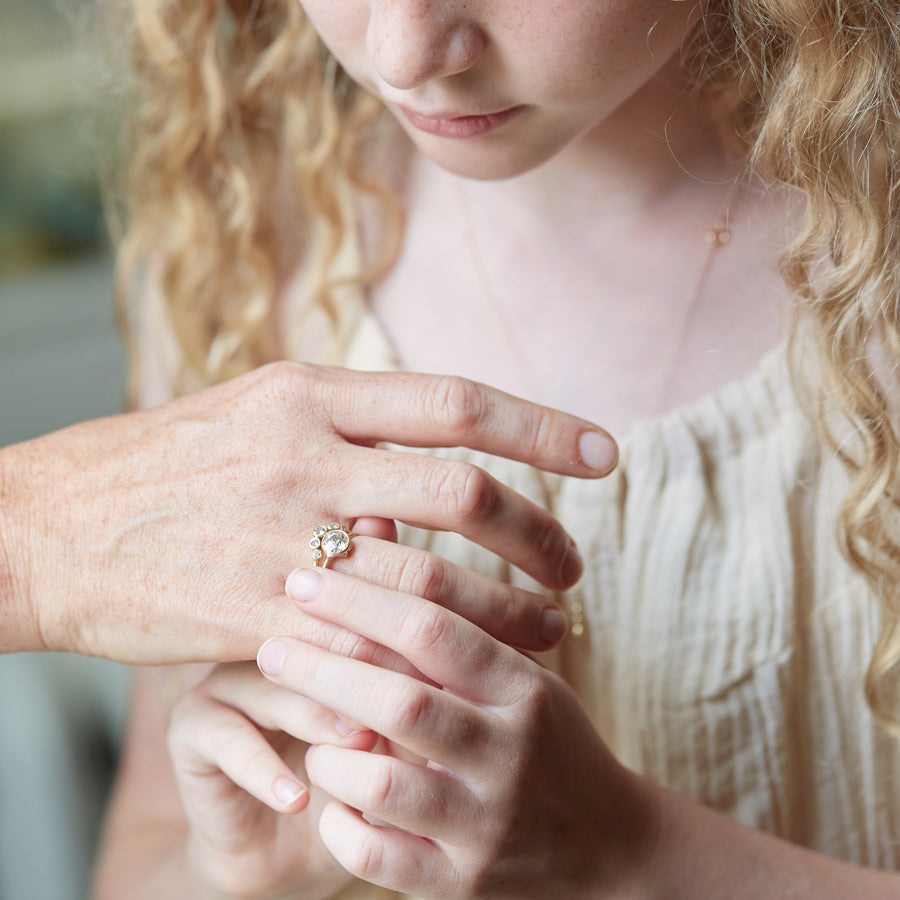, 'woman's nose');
368,0,486,89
